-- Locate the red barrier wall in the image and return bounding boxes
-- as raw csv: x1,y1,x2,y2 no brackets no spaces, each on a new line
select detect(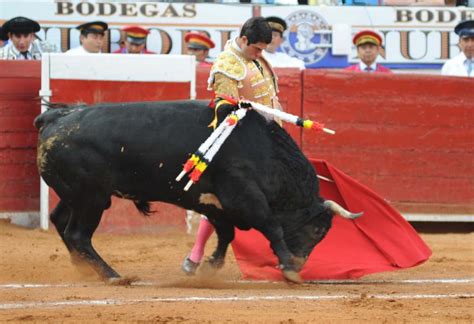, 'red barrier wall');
47,68,195,231
1,62,472,222
0,61,41,211
274,68,303,145
302,70,474,213
196,65,213,100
